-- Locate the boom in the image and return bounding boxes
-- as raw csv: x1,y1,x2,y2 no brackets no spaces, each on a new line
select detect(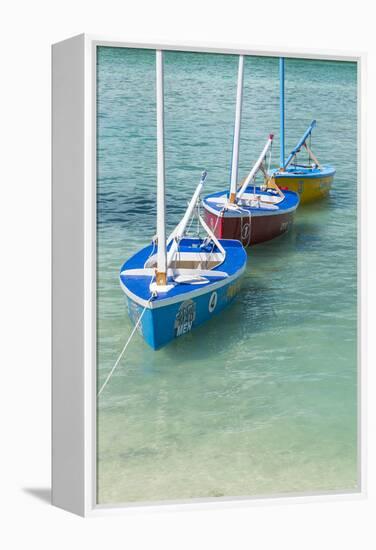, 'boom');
237,135,274,200
283,120,317,170
167,171,208,267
